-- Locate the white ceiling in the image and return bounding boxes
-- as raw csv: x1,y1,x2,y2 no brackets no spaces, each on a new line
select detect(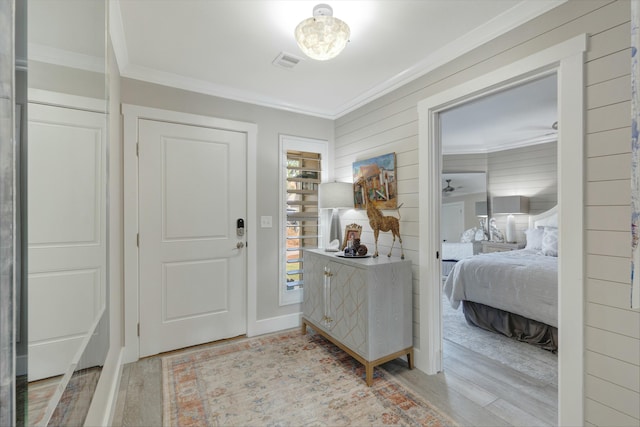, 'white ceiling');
440,73,558,154
442,172,487,198
27,0,565,153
